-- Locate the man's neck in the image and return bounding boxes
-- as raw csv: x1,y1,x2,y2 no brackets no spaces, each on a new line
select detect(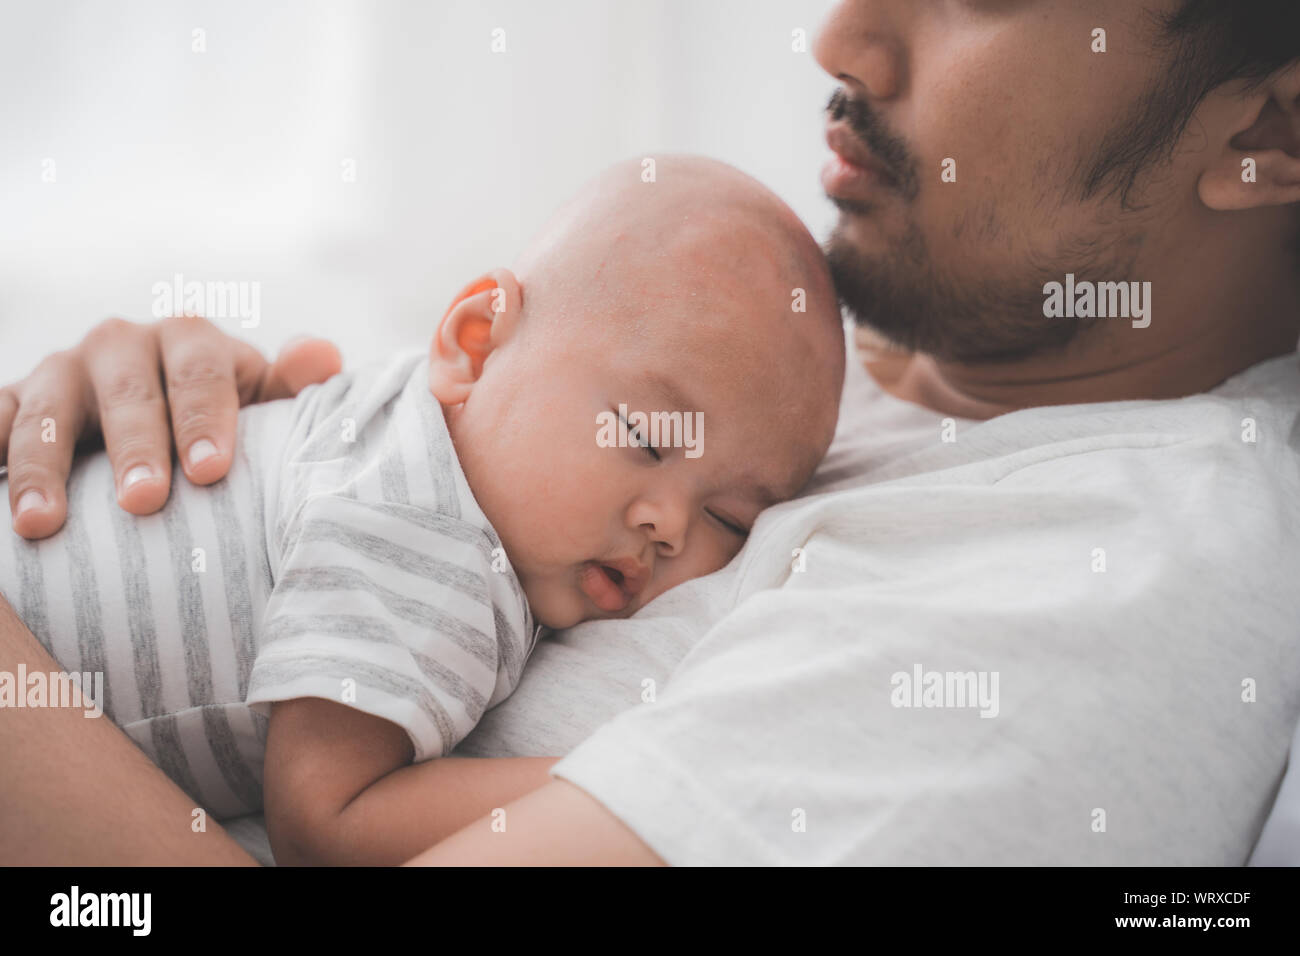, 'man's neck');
862,326,1298,421
859,233,1300,420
